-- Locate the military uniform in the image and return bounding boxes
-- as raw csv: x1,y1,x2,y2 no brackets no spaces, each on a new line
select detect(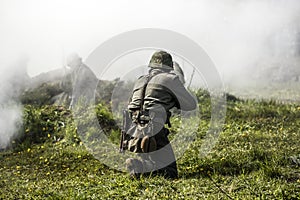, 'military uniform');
64,53,98,109
127,51,197,179
70,63,98,107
